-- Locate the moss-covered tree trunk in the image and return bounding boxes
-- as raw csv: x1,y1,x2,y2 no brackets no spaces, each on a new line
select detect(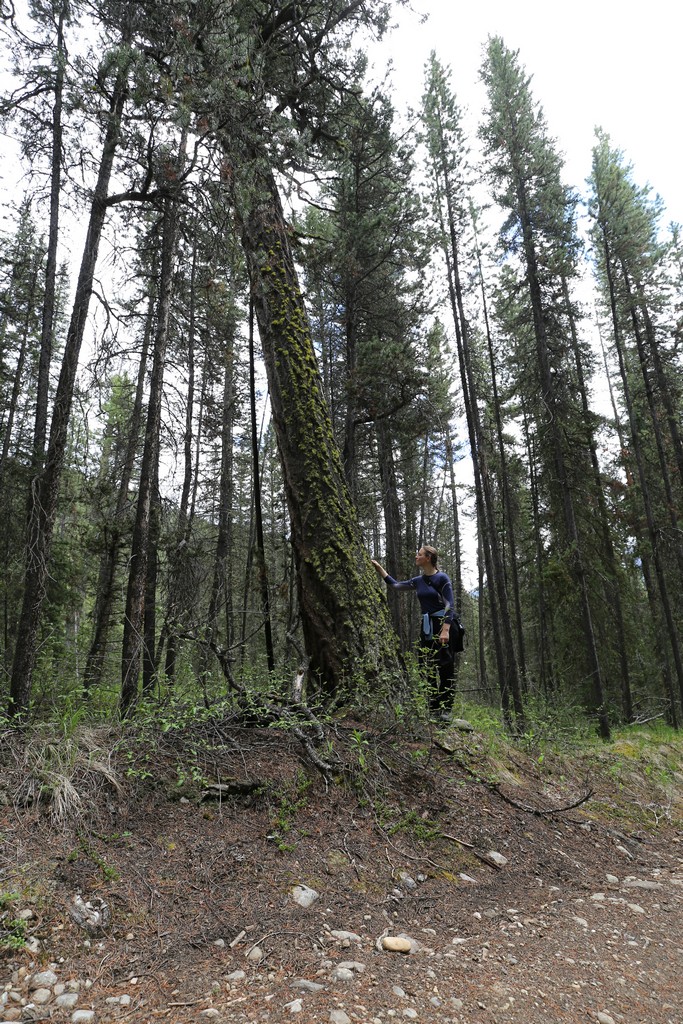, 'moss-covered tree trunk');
235,166,402,695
